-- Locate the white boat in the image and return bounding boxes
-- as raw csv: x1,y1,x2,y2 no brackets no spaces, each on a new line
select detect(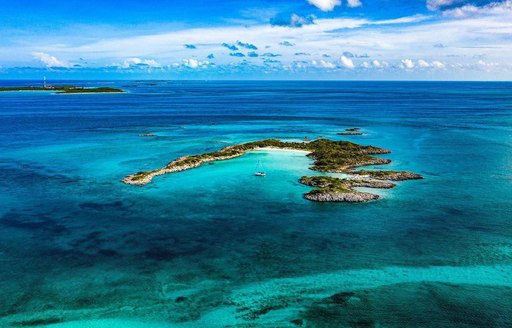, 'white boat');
254,160,266,177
